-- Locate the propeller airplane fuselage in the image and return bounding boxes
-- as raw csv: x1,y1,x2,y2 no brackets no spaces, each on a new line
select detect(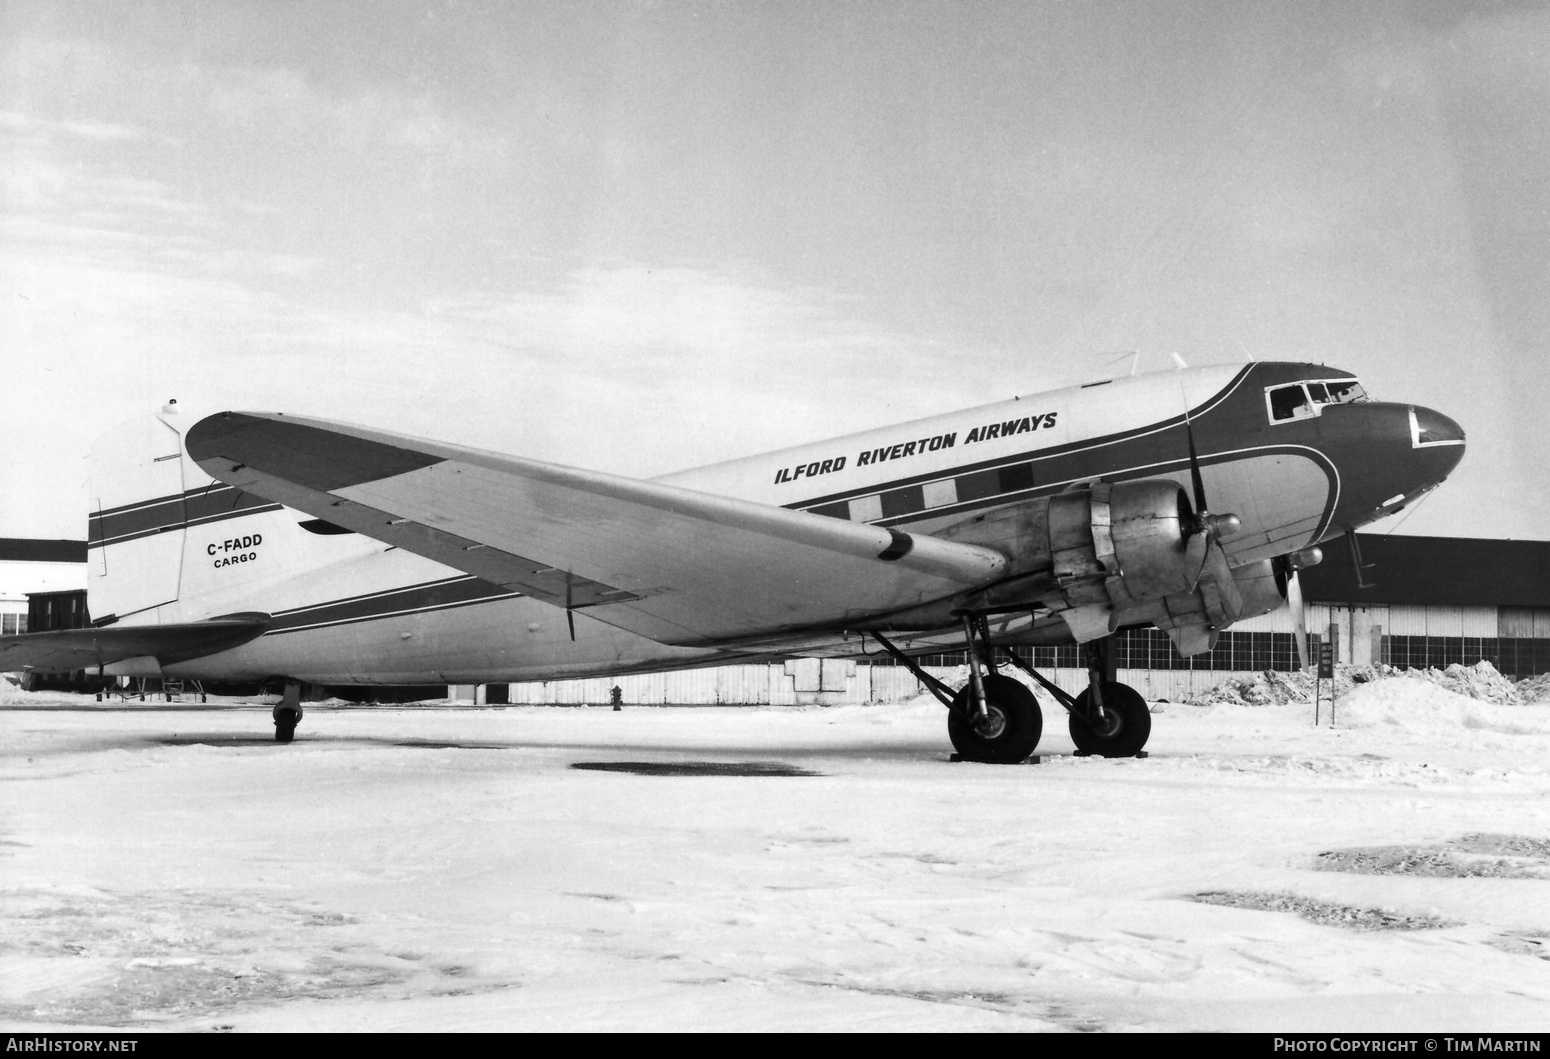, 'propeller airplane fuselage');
2,360,1463,756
